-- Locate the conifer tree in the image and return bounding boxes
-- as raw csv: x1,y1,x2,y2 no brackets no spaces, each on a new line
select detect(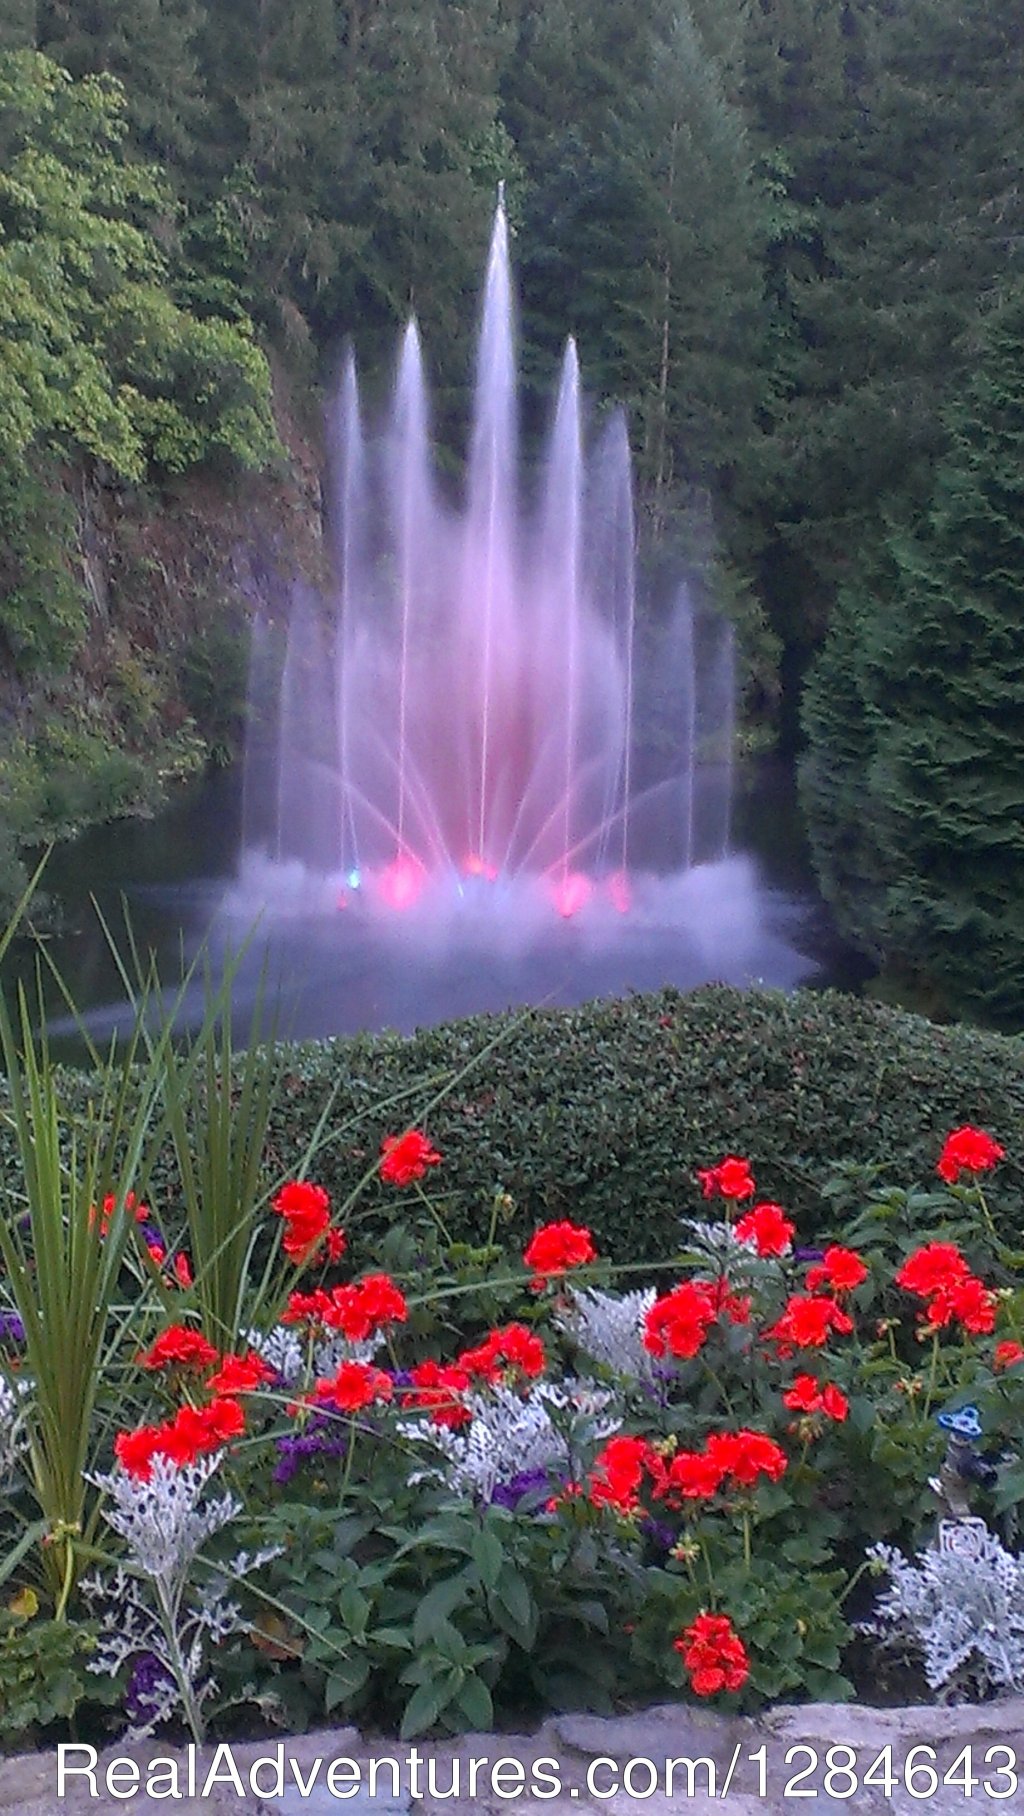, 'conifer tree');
35,0,205,165
802,288,1024,1026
